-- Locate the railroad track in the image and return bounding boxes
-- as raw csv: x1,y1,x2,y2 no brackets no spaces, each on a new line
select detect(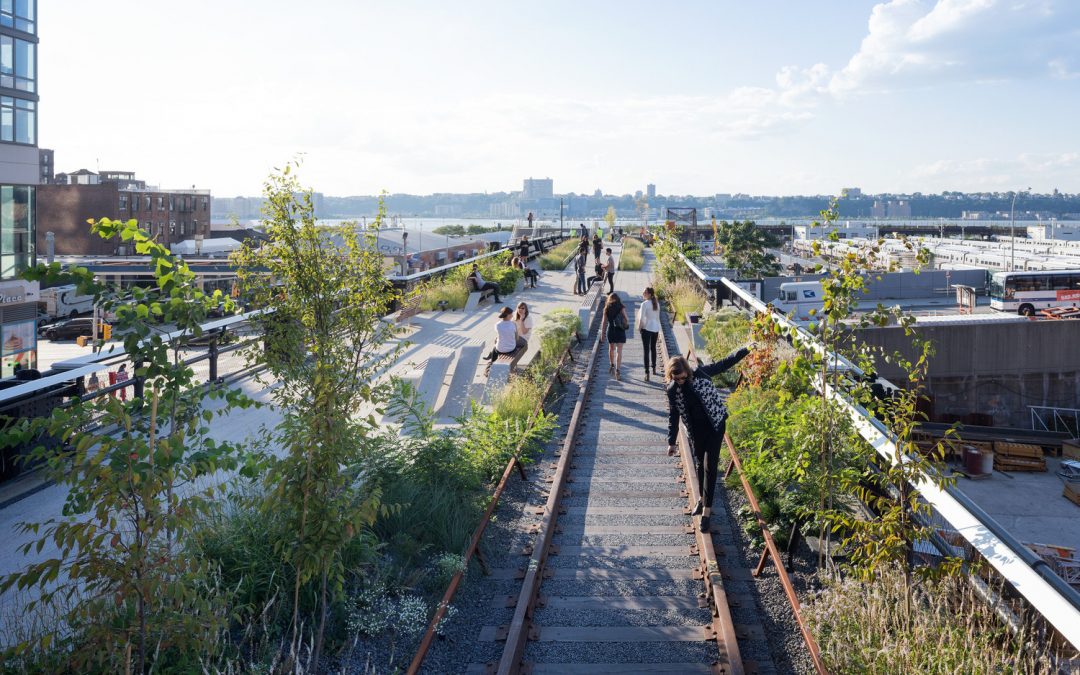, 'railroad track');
463,295,787,674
